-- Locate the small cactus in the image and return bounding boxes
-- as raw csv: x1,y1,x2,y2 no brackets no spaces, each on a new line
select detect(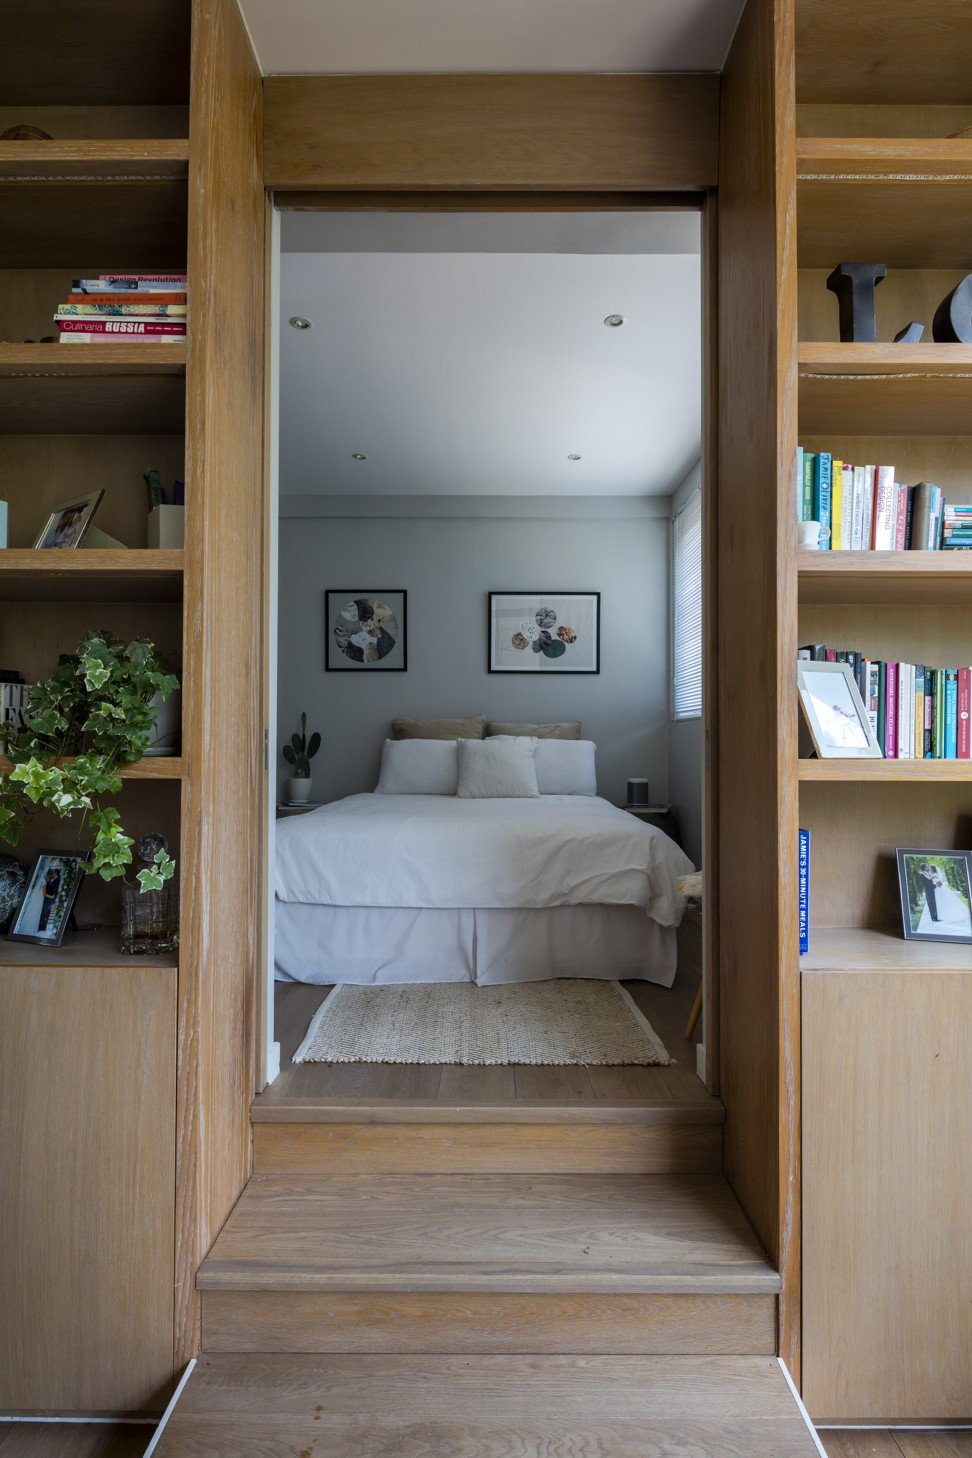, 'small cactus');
282,711,321,778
